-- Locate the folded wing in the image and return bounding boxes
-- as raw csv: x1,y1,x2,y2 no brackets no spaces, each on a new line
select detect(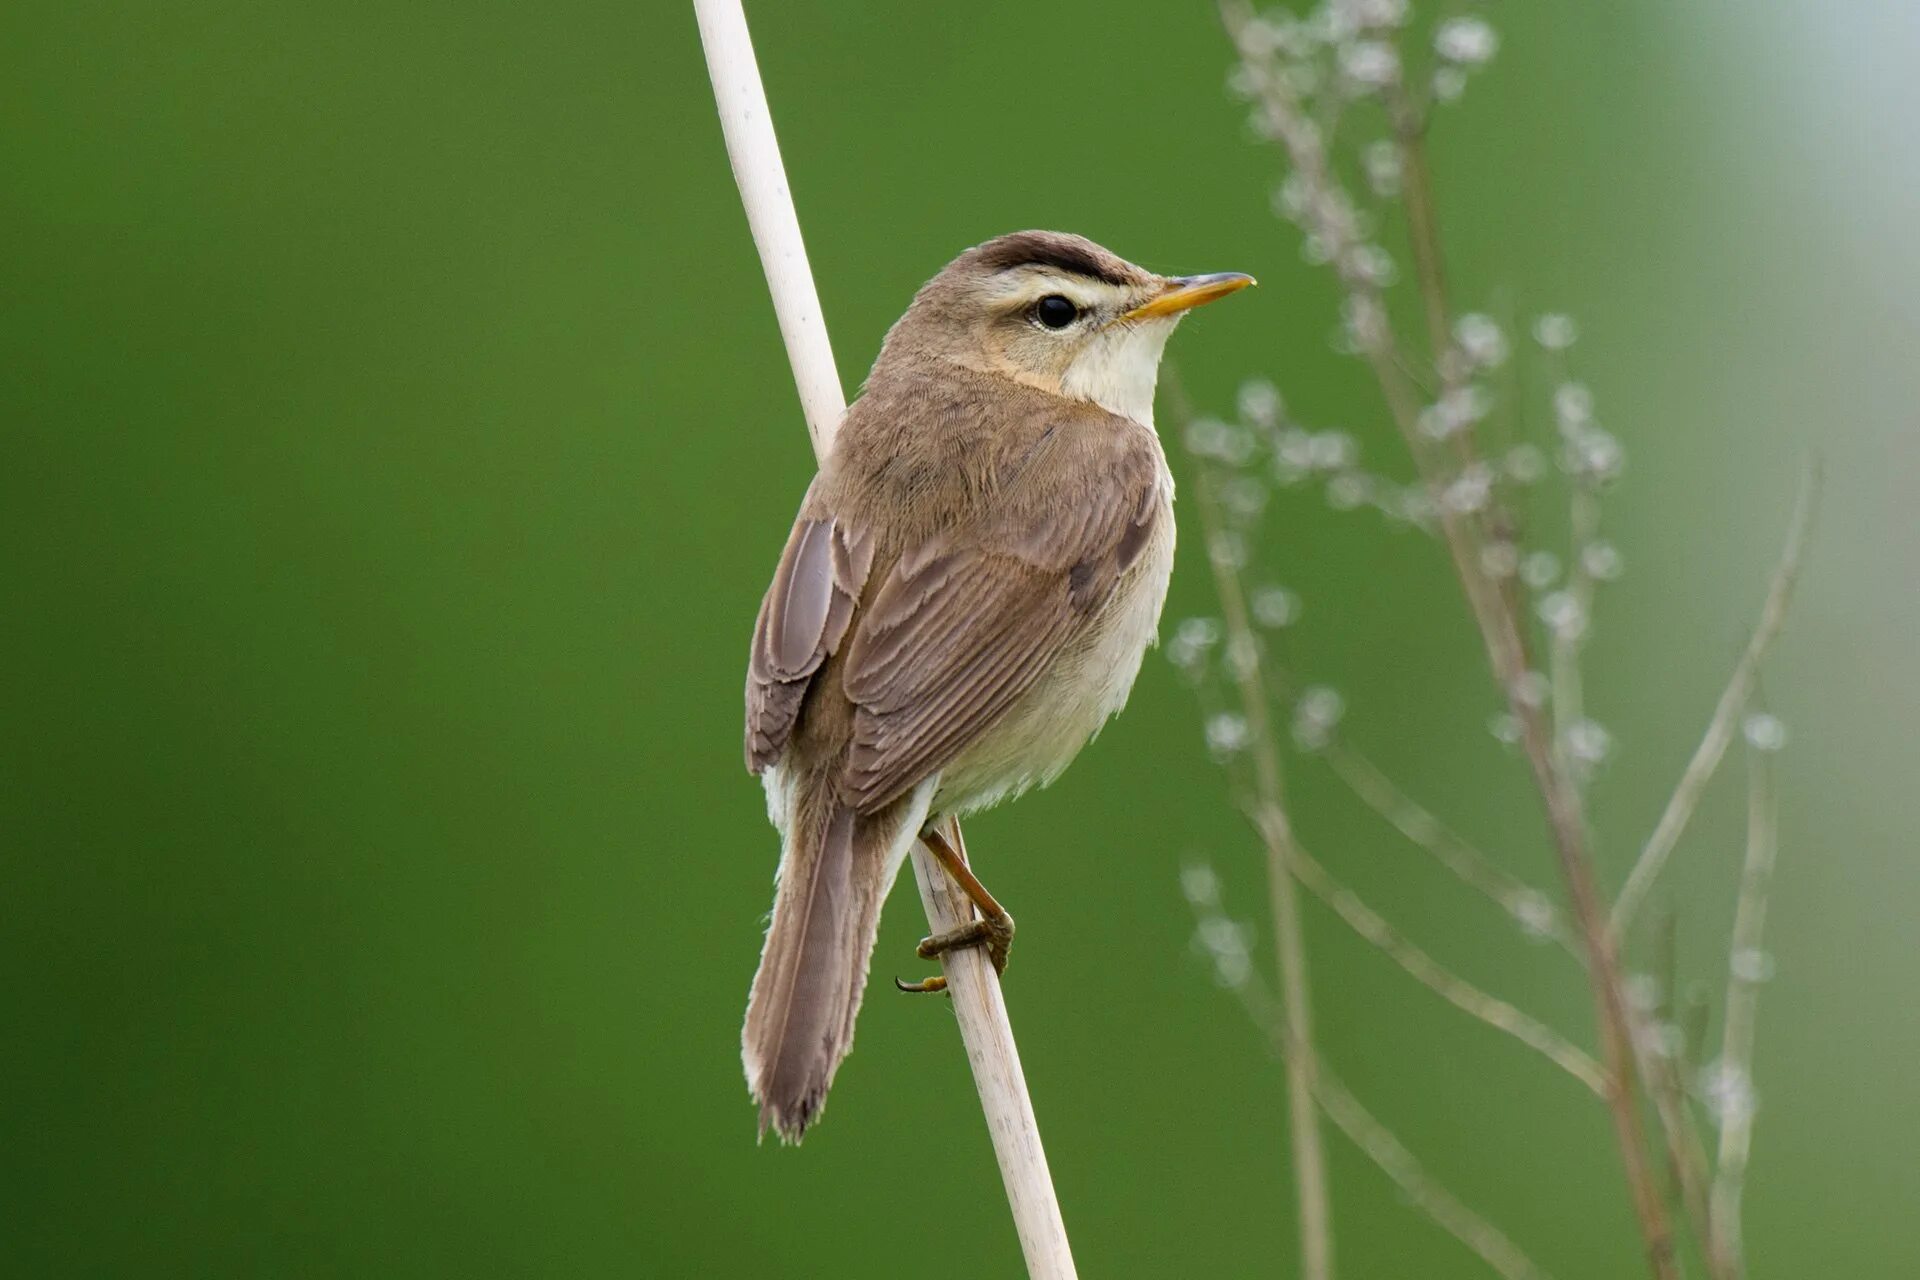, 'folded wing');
840,455,1162,812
